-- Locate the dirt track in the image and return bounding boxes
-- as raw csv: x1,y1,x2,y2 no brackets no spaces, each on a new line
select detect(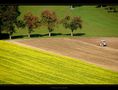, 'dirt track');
10,38,118,72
